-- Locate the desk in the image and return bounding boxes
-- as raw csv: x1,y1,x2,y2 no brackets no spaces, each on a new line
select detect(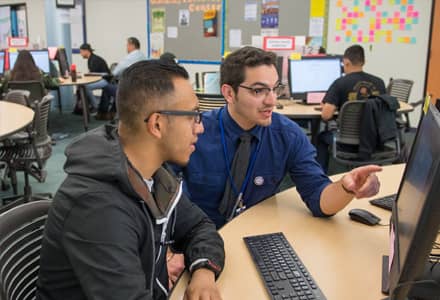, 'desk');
59,76,102,131
274,100,414,145
0,102,35,140
170,164,405,300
